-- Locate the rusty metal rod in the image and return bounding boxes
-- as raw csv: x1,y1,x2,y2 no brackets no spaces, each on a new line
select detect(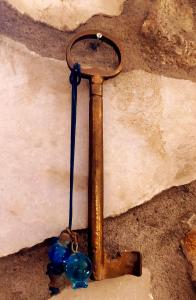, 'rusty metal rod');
89,75,104,280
